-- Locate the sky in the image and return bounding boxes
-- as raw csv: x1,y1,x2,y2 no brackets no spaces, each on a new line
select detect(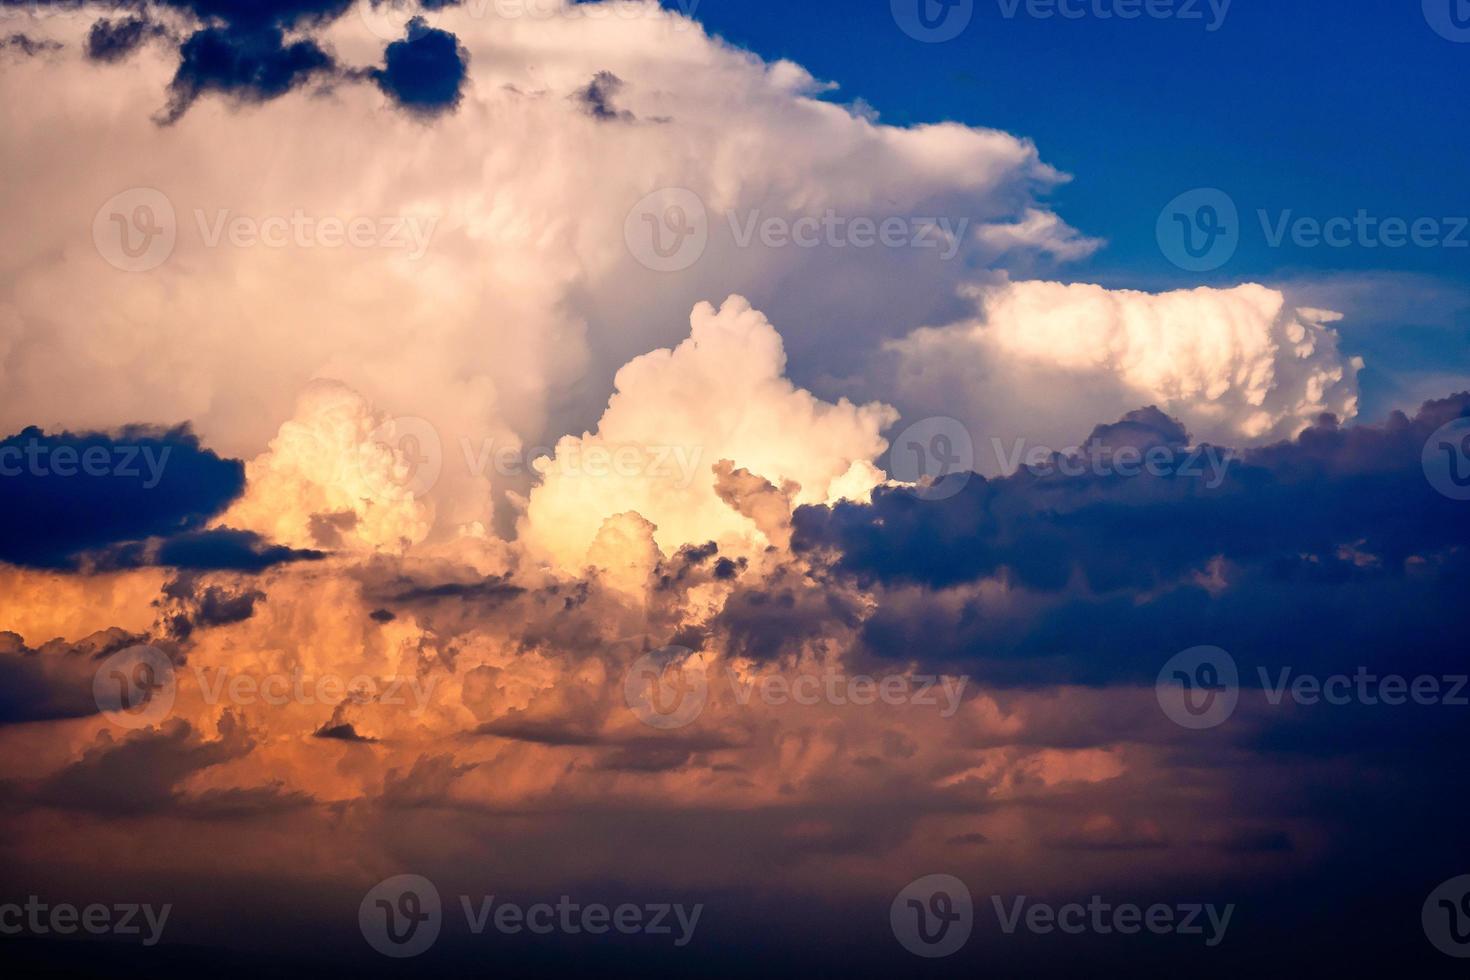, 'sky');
0,0,1469,976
